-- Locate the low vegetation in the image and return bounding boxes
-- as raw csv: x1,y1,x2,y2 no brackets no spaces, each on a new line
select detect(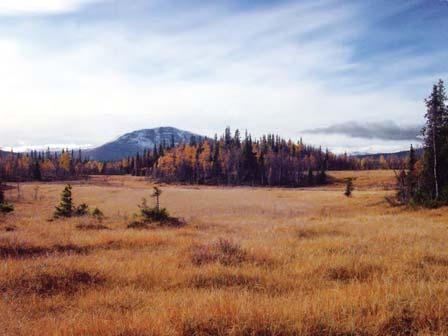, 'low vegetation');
0,183,14,214
53,184,104,219
1,172,448,335
344,177,354,197
128,186,185,228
